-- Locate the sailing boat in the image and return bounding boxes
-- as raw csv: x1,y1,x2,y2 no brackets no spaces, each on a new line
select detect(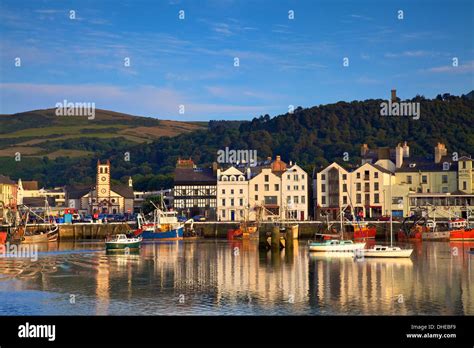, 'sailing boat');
362,174,413,258
308,205,365,253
